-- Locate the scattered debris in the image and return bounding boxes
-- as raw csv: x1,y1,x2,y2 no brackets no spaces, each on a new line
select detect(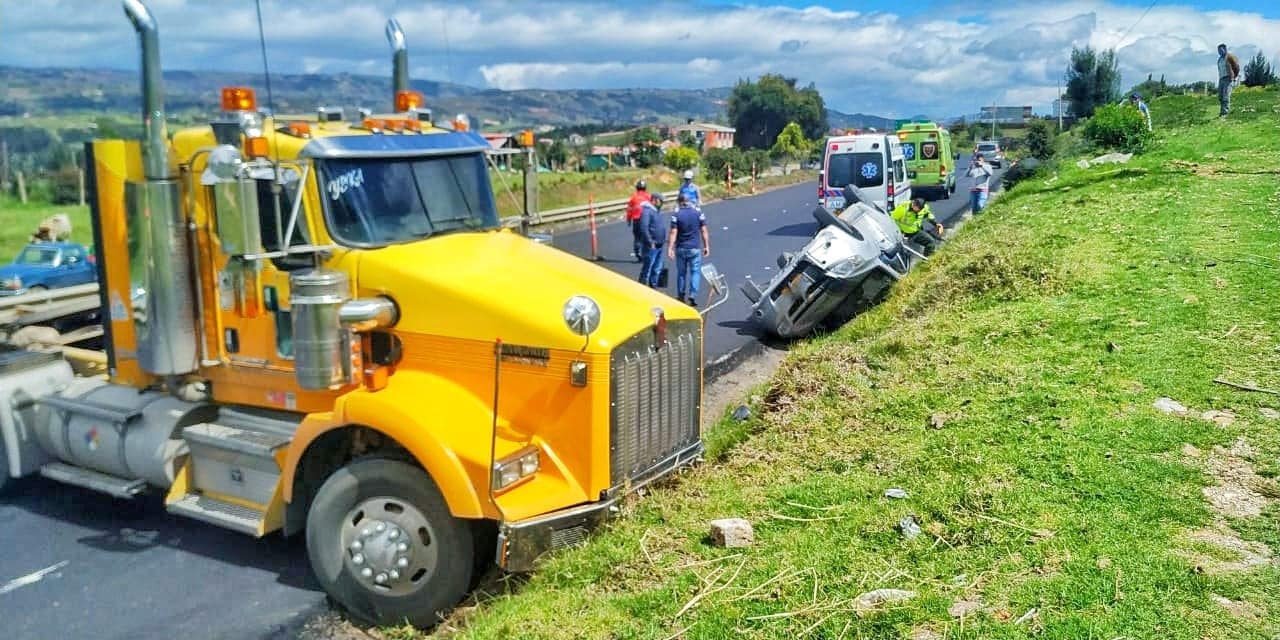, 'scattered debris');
1199,409,1236,427
731,405,752,421
709,518,754,548
1014,607,1039,625
908,627,943,640
1259,407,1279,420
1106,341,1119,352
1091,152,1133,165
898,515,922,540
883,488,909,500
1153,397,1189,416
1096,556,1113,570
1076,159,1092,169
1213,377,1280,396
948,598,984,618
854,588,916,612
928,413,947,430
1180,443,1202,459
